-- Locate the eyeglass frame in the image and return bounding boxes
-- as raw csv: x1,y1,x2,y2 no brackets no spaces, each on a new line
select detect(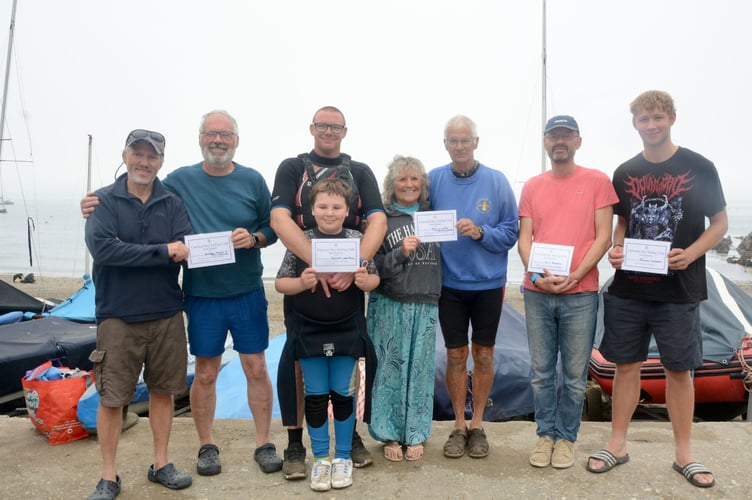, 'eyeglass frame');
200,130,237,140
544,130,579,140
312,122,346,134
444,137,477,147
